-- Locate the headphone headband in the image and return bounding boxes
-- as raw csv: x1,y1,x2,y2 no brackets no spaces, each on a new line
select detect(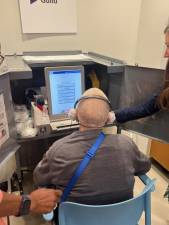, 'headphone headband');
74,95,112,111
